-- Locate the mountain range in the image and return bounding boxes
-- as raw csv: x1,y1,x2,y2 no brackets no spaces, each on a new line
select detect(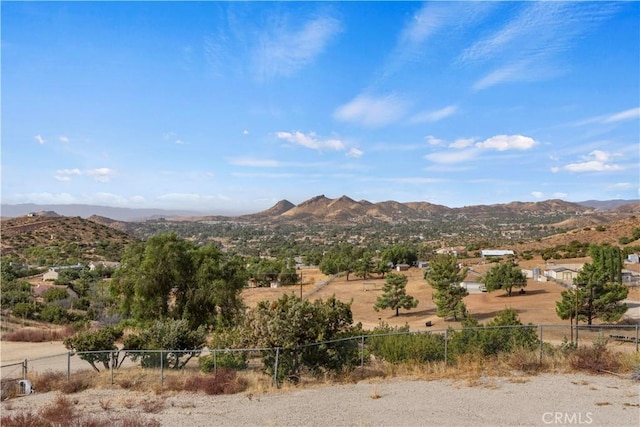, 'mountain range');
3,196,638,224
